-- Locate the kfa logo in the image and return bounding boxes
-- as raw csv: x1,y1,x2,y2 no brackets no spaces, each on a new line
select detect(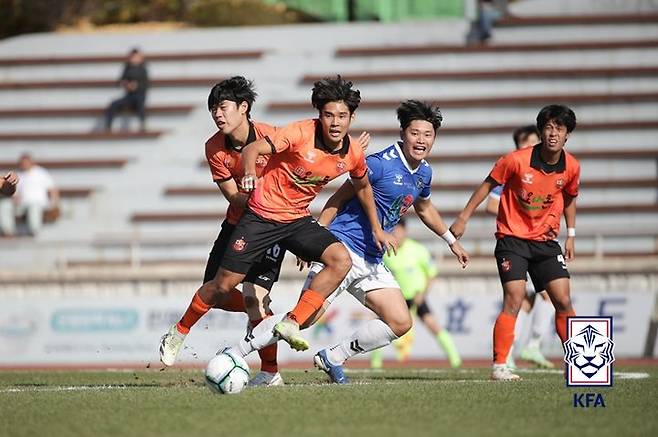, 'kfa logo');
564,316,615,387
